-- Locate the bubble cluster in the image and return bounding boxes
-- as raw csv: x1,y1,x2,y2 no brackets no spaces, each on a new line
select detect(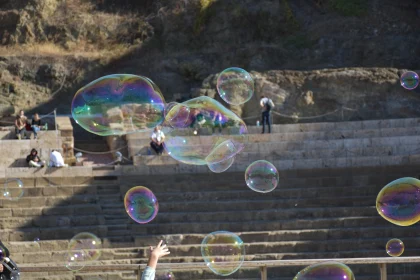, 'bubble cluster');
69,232,102,262
65,250,86,271
400,71,419,90
124,186,159,224
376,177,420,226
3,179,24,201
386,238,404,257
71,74,166,136
155,270,175,280
217,67,254,105
293,261,355,280
201,231,245,276
163,96,248,166
245,160,279,193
